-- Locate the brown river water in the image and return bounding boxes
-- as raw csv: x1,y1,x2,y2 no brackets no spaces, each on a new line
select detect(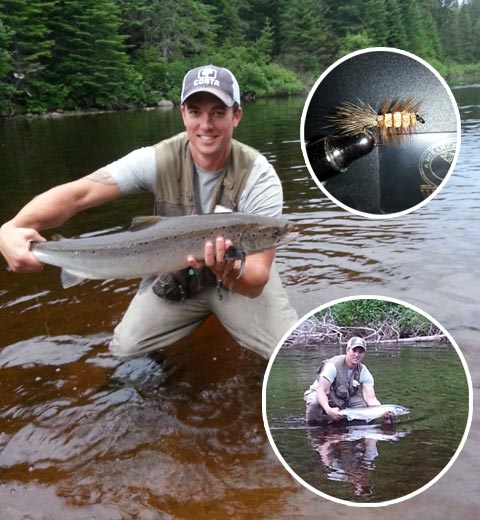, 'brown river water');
0,88,479,518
